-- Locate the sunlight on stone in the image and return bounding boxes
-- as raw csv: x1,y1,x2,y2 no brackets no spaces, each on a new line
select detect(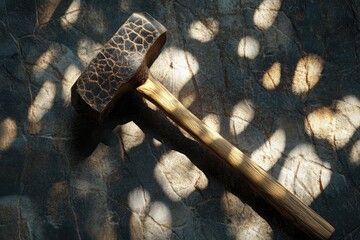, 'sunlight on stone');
221,191,272,238
33,45,57,75
62,64,82,105
150,47,199,97
0,118,17,151
189,18,219,43
128,187,151,215
181,92,196,108
230,99,255,135
77,38,103,64
236,224,269,239
296,161,331,204
253,0,282,30
305,107,334,142
144,201,172,239
120,122,145,150
350,140,360,165
292,54,324,96
237,36,260,59
28,80,56,133
251,128,286,171
37,0,62,25
130,215,143,240
220,191,243,216
305,95,360,148
231,99,255,123
152,138,162,147
154,151,208,201
278,144,331,204
261,62,281,90
60,0,81,29
336,95,360,128
334,96,360,148
202,113,221,133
